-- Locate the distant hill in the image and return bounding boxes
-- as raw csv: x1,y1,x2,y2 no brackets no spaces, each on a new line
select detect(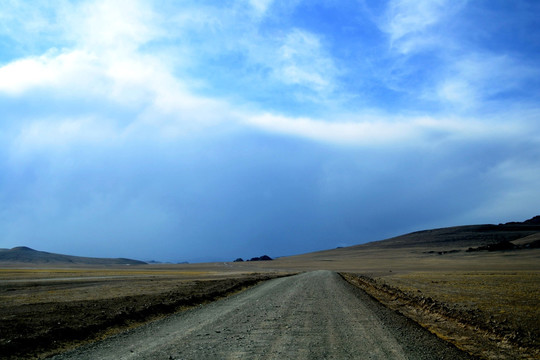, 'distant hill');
283,215,540,262
358,215,540,250
0,246,147,265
